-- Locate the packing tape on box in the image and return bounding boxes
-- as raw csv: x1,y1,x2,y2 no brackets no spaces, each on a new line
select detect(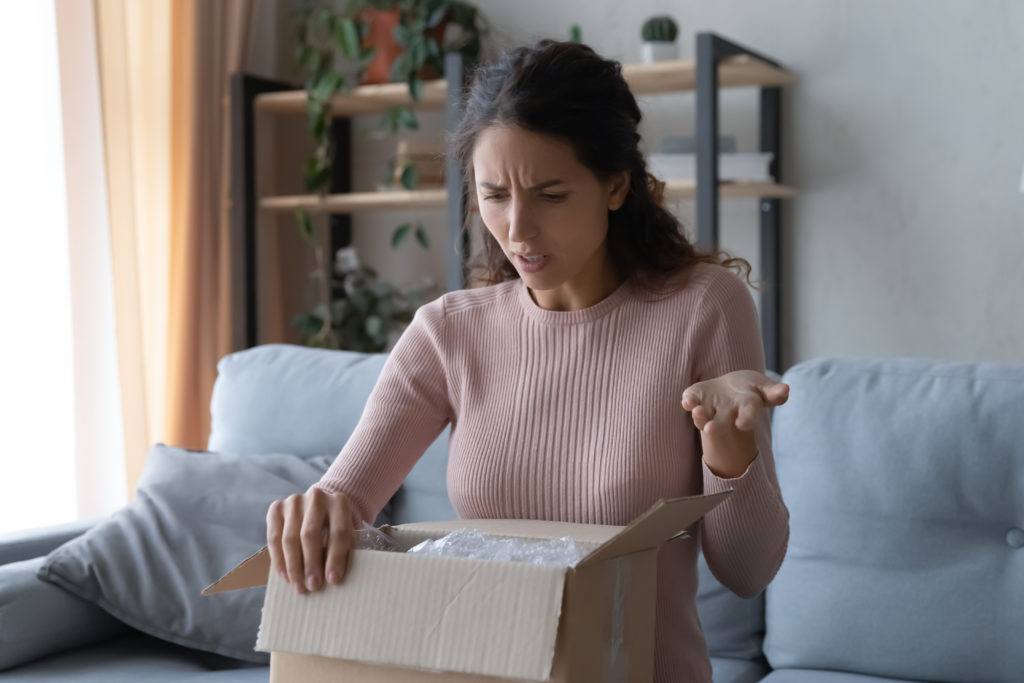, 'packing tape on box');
606,556,629,681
